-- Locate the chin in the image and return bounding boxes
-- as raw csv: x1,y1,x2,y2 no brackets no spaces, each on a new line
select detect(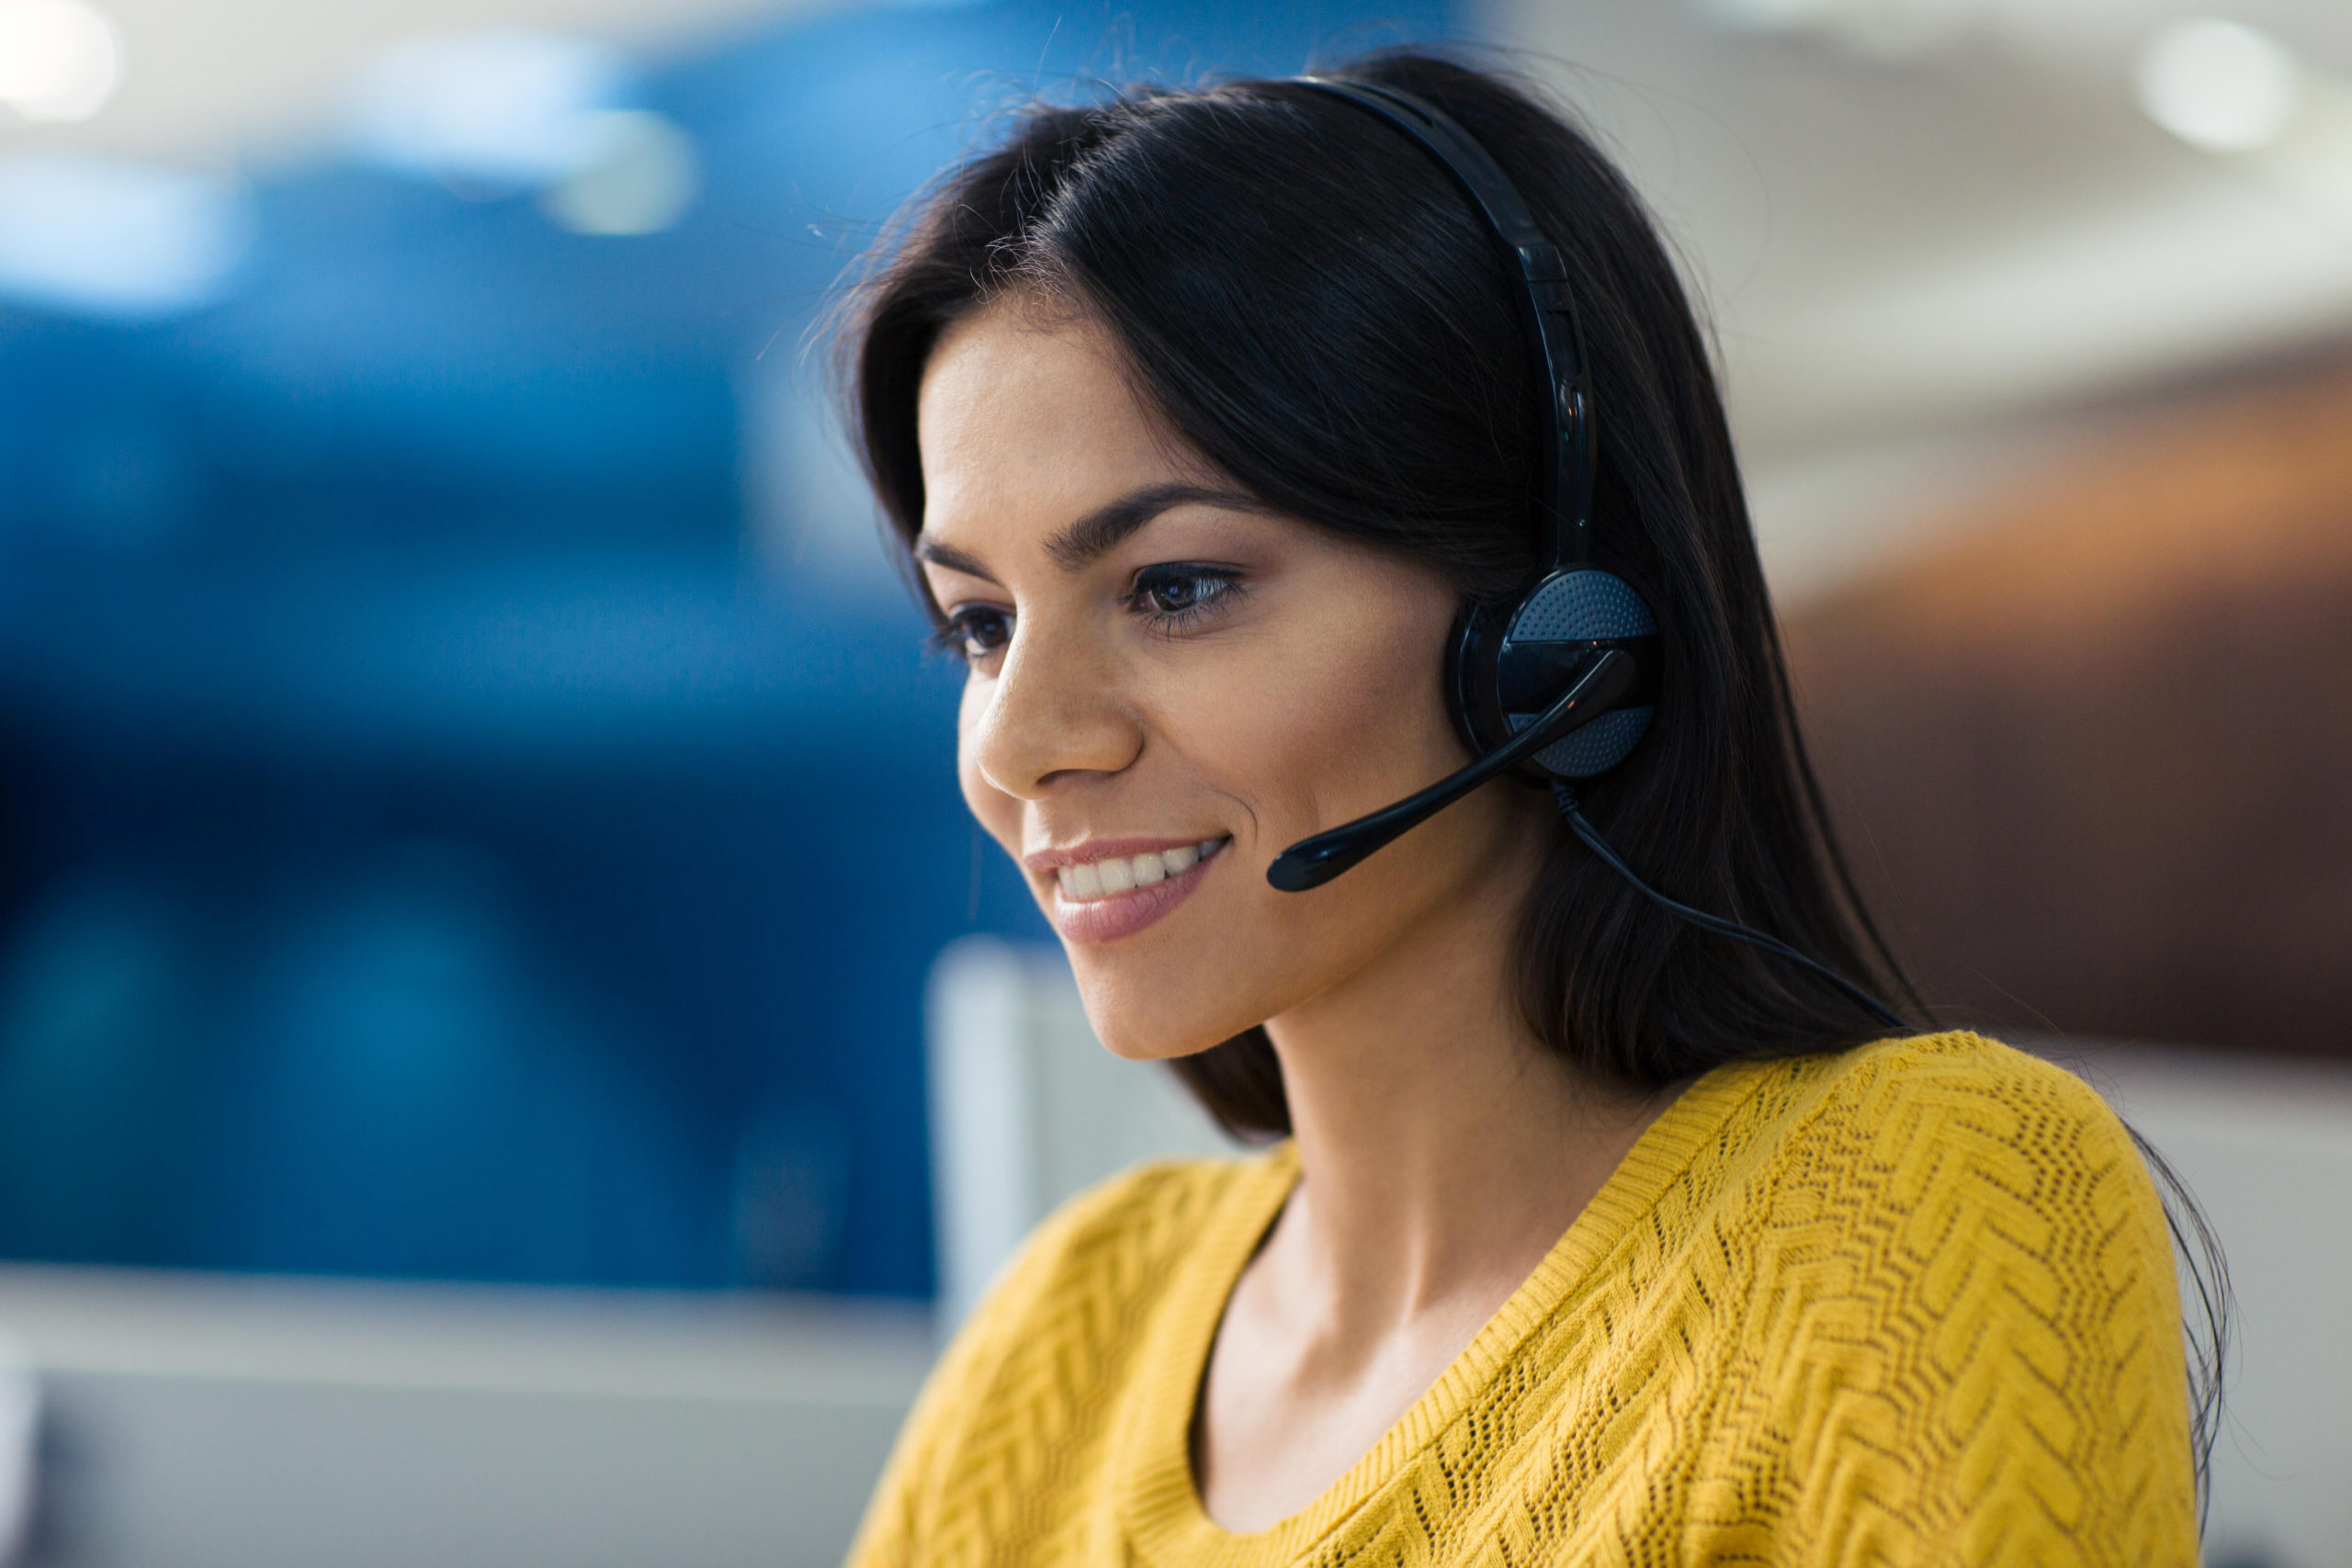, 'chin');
1062,931,1294,1065
1068,959,1248,1064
